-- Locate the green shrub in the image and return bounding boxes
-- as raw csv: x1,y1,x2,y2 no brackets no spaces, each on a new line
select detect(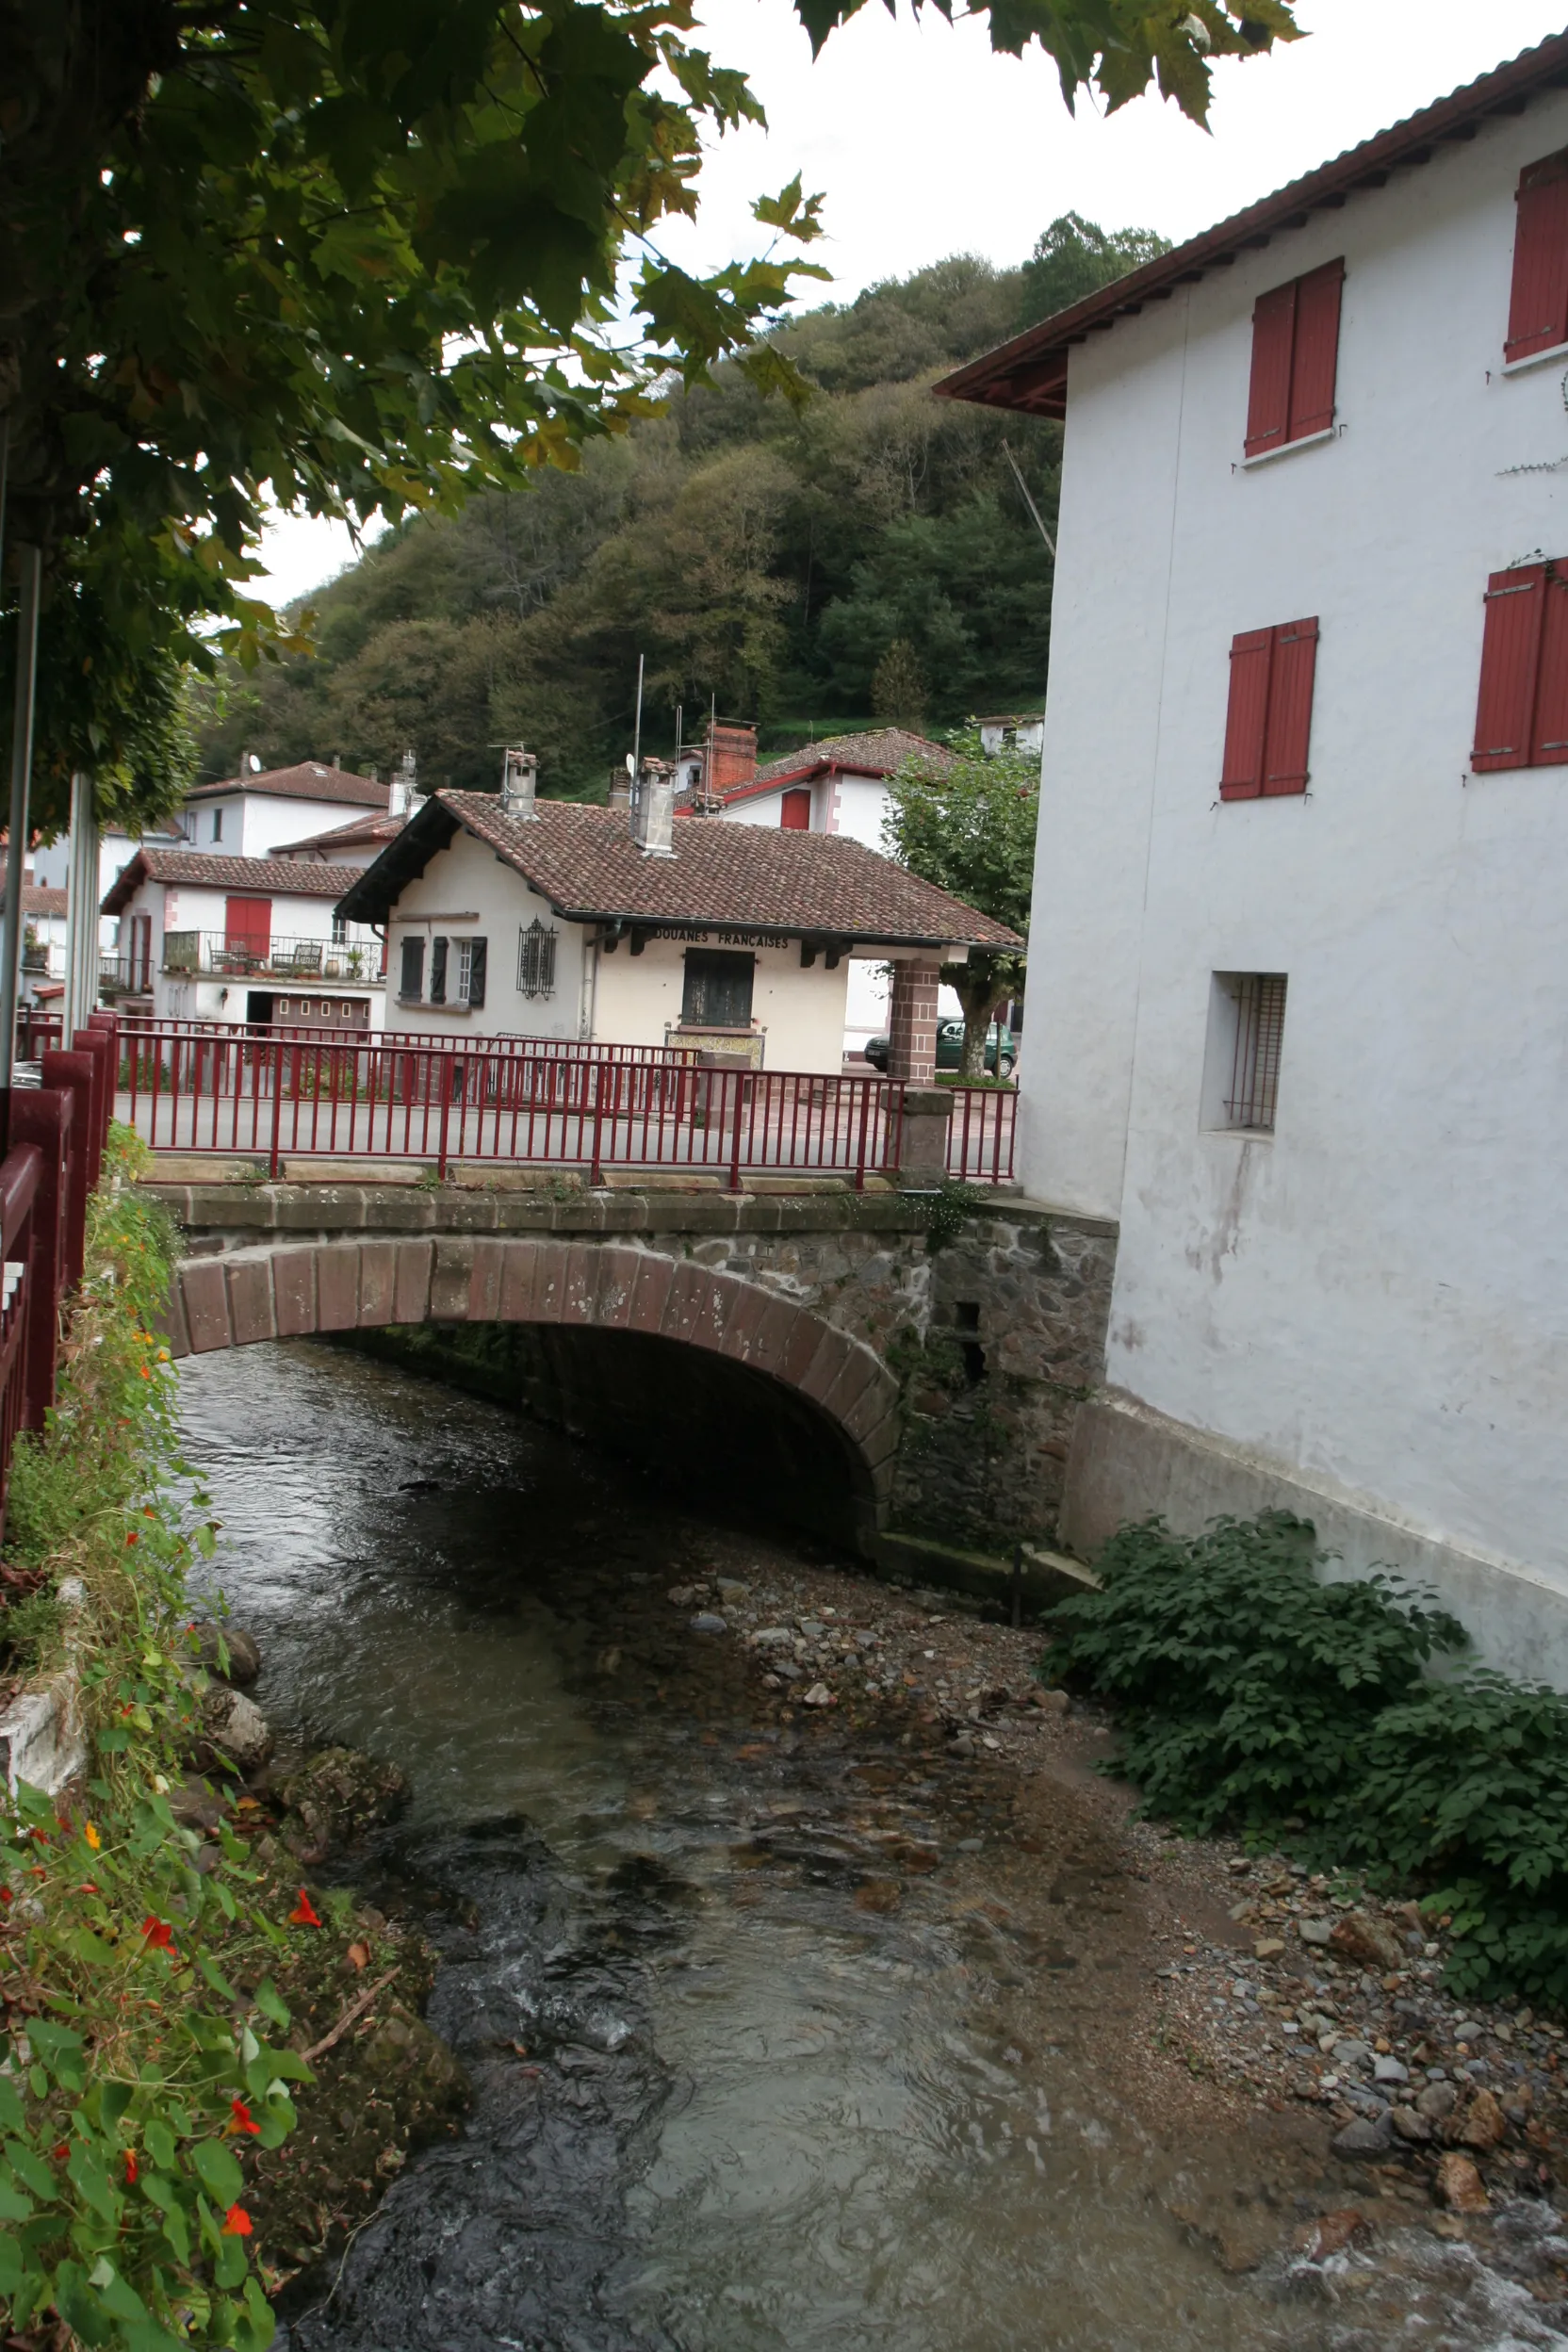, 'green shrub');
1046,1511,1568,2007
